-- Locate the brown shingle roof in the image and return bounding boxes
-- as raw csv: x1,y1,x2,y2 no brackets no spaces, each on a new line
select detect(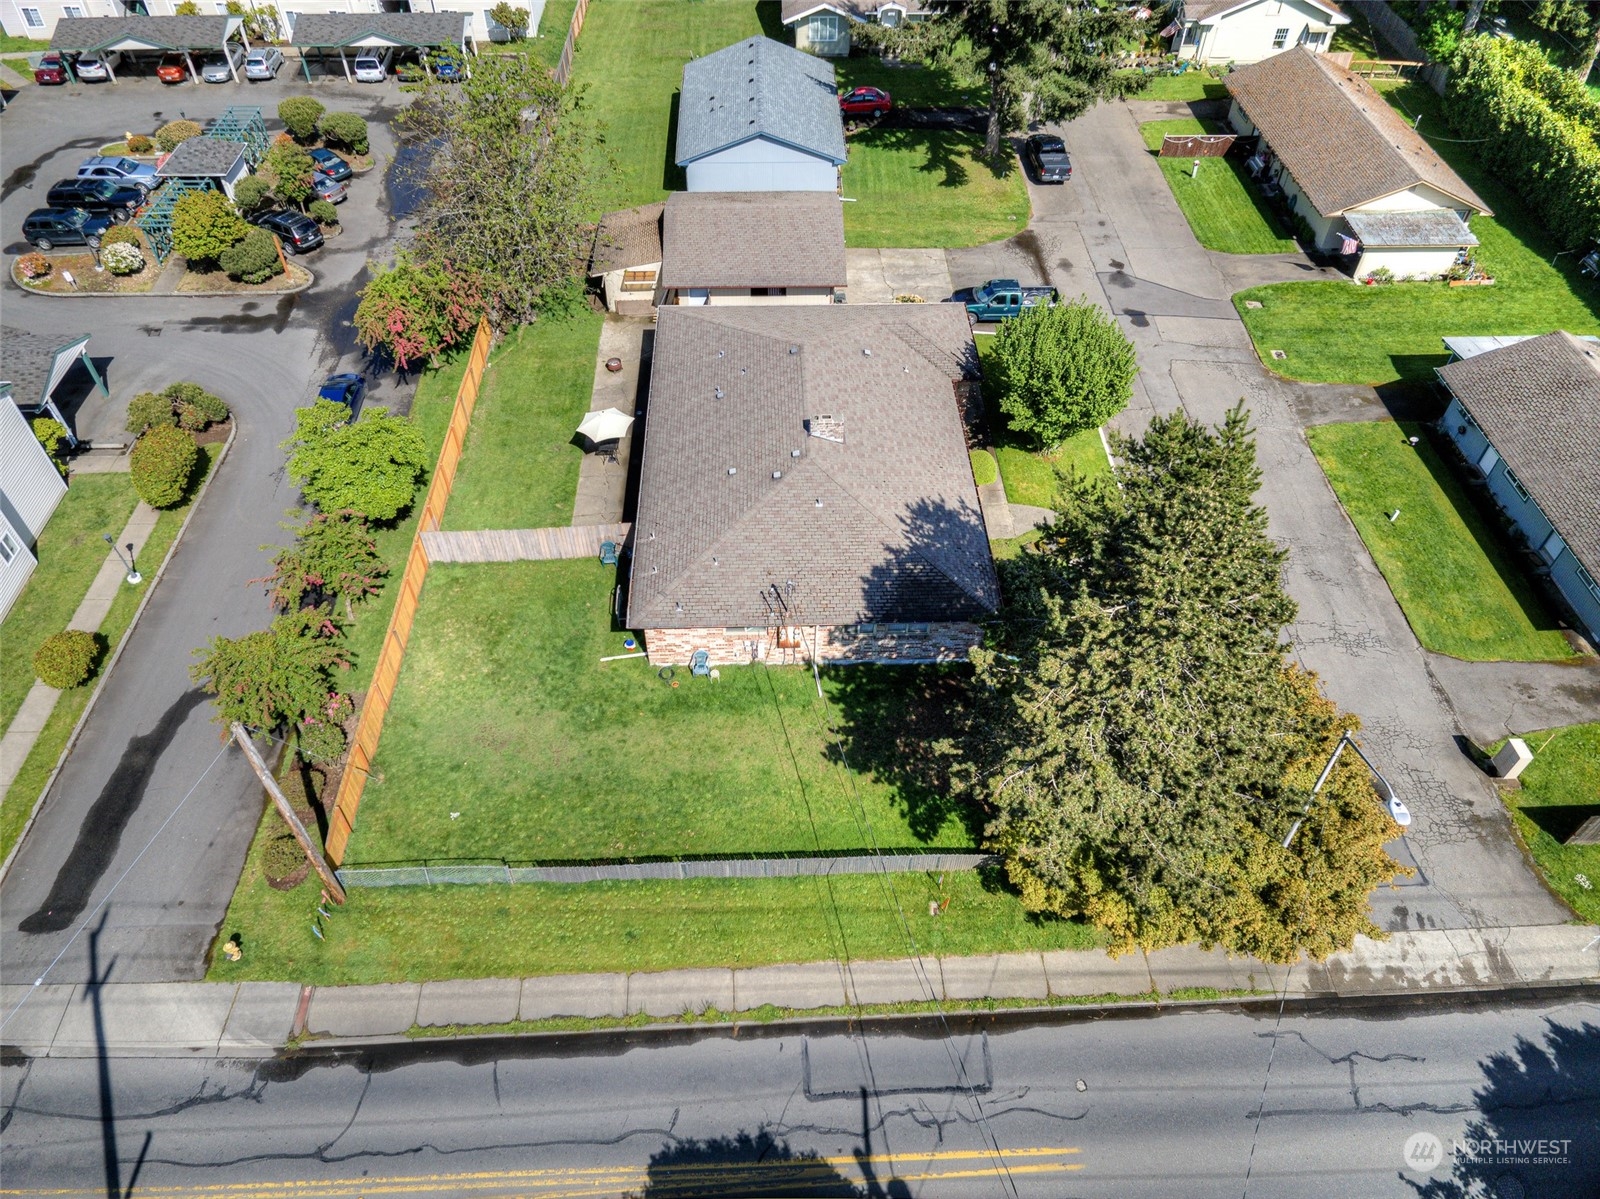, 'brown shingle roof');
1183,0,1344,22
659,192,846,290
626,304,996,629
588,203,664,276
1436,331,1600,580
1226,47,1489,217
